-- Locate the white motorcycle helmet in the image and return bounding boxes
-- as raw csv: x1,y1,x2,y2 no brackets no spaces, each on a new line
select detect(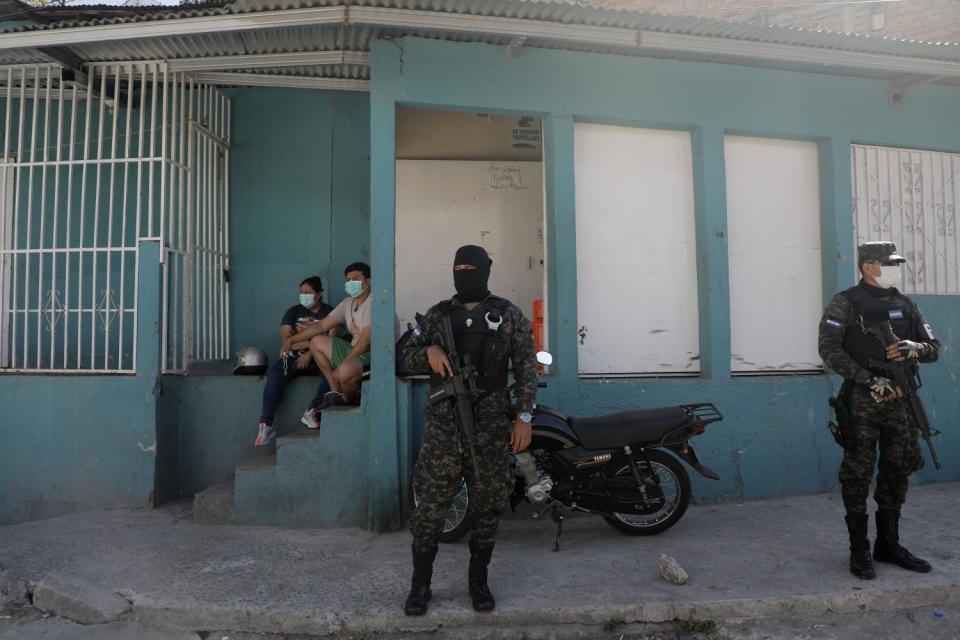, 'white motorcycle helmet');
233,346,268,375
